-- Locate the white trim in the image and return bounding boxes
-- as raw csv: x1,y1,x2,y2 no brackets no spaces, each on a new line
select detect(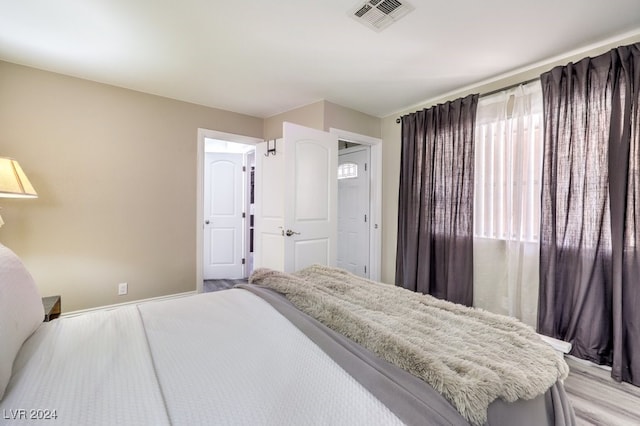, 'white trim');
338,145,368,155
537,334,572,354
565,355,613,372
61,291,197,318
330,128,382,282
197,128,262,293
